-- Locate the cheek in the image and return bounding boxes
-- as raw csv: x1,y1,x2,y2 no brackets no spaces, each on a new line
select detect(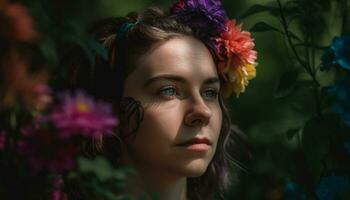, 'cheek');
143,104,184,138
124,105,183,164
210,106,223,150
